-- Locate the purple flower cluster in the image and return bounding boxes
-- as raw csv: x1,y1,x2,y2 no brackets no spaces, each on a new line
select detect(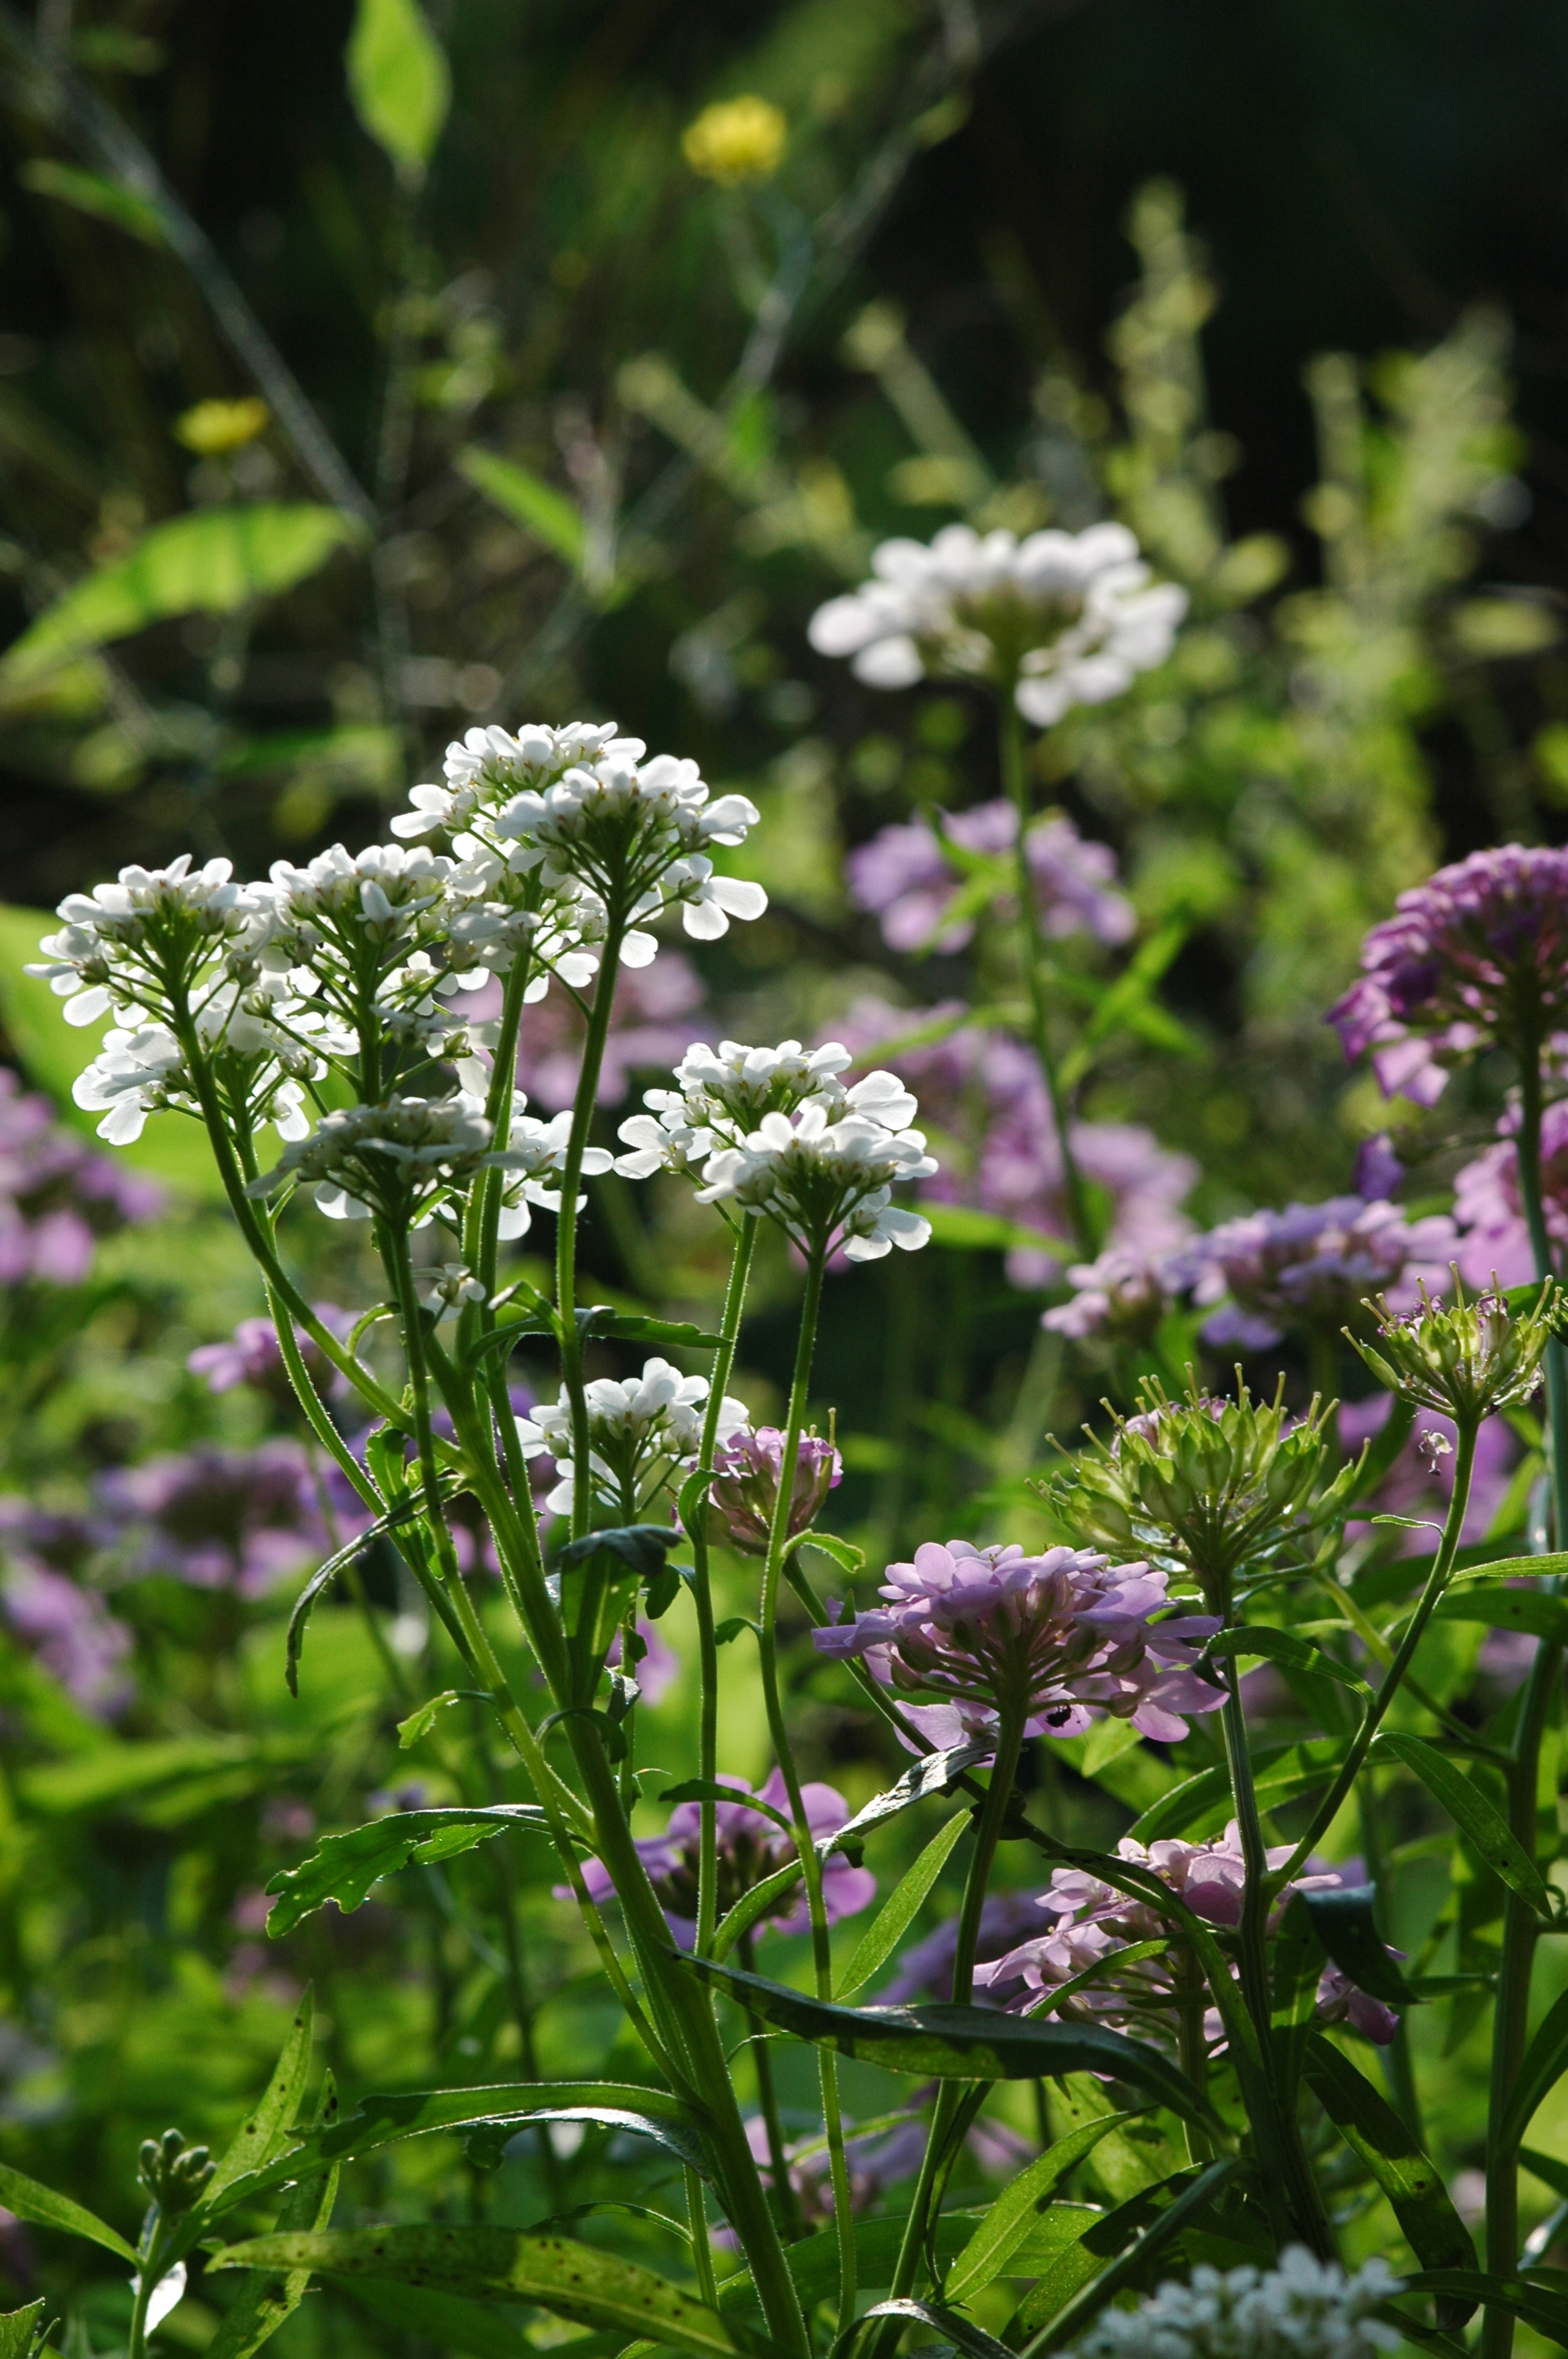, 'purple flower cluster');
573,1768,875,1946
812,1538,1223,1743
1168,1195,1461,1351
187,1303,357,1408
827,998,1195,1286
97,1441,339,1598
1330,845,1568,1103
1452,1097,1568,1291
0,1068,161,1286
710,1426,842,1556
973,1826,1399,2049
0,1501,131,1717
847,802,1134,957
